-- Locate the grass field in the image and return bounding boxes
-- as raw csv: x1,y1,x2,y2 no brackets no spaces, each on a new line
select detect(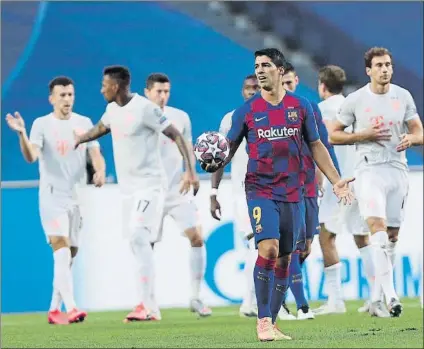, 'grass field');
2,299,423,348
